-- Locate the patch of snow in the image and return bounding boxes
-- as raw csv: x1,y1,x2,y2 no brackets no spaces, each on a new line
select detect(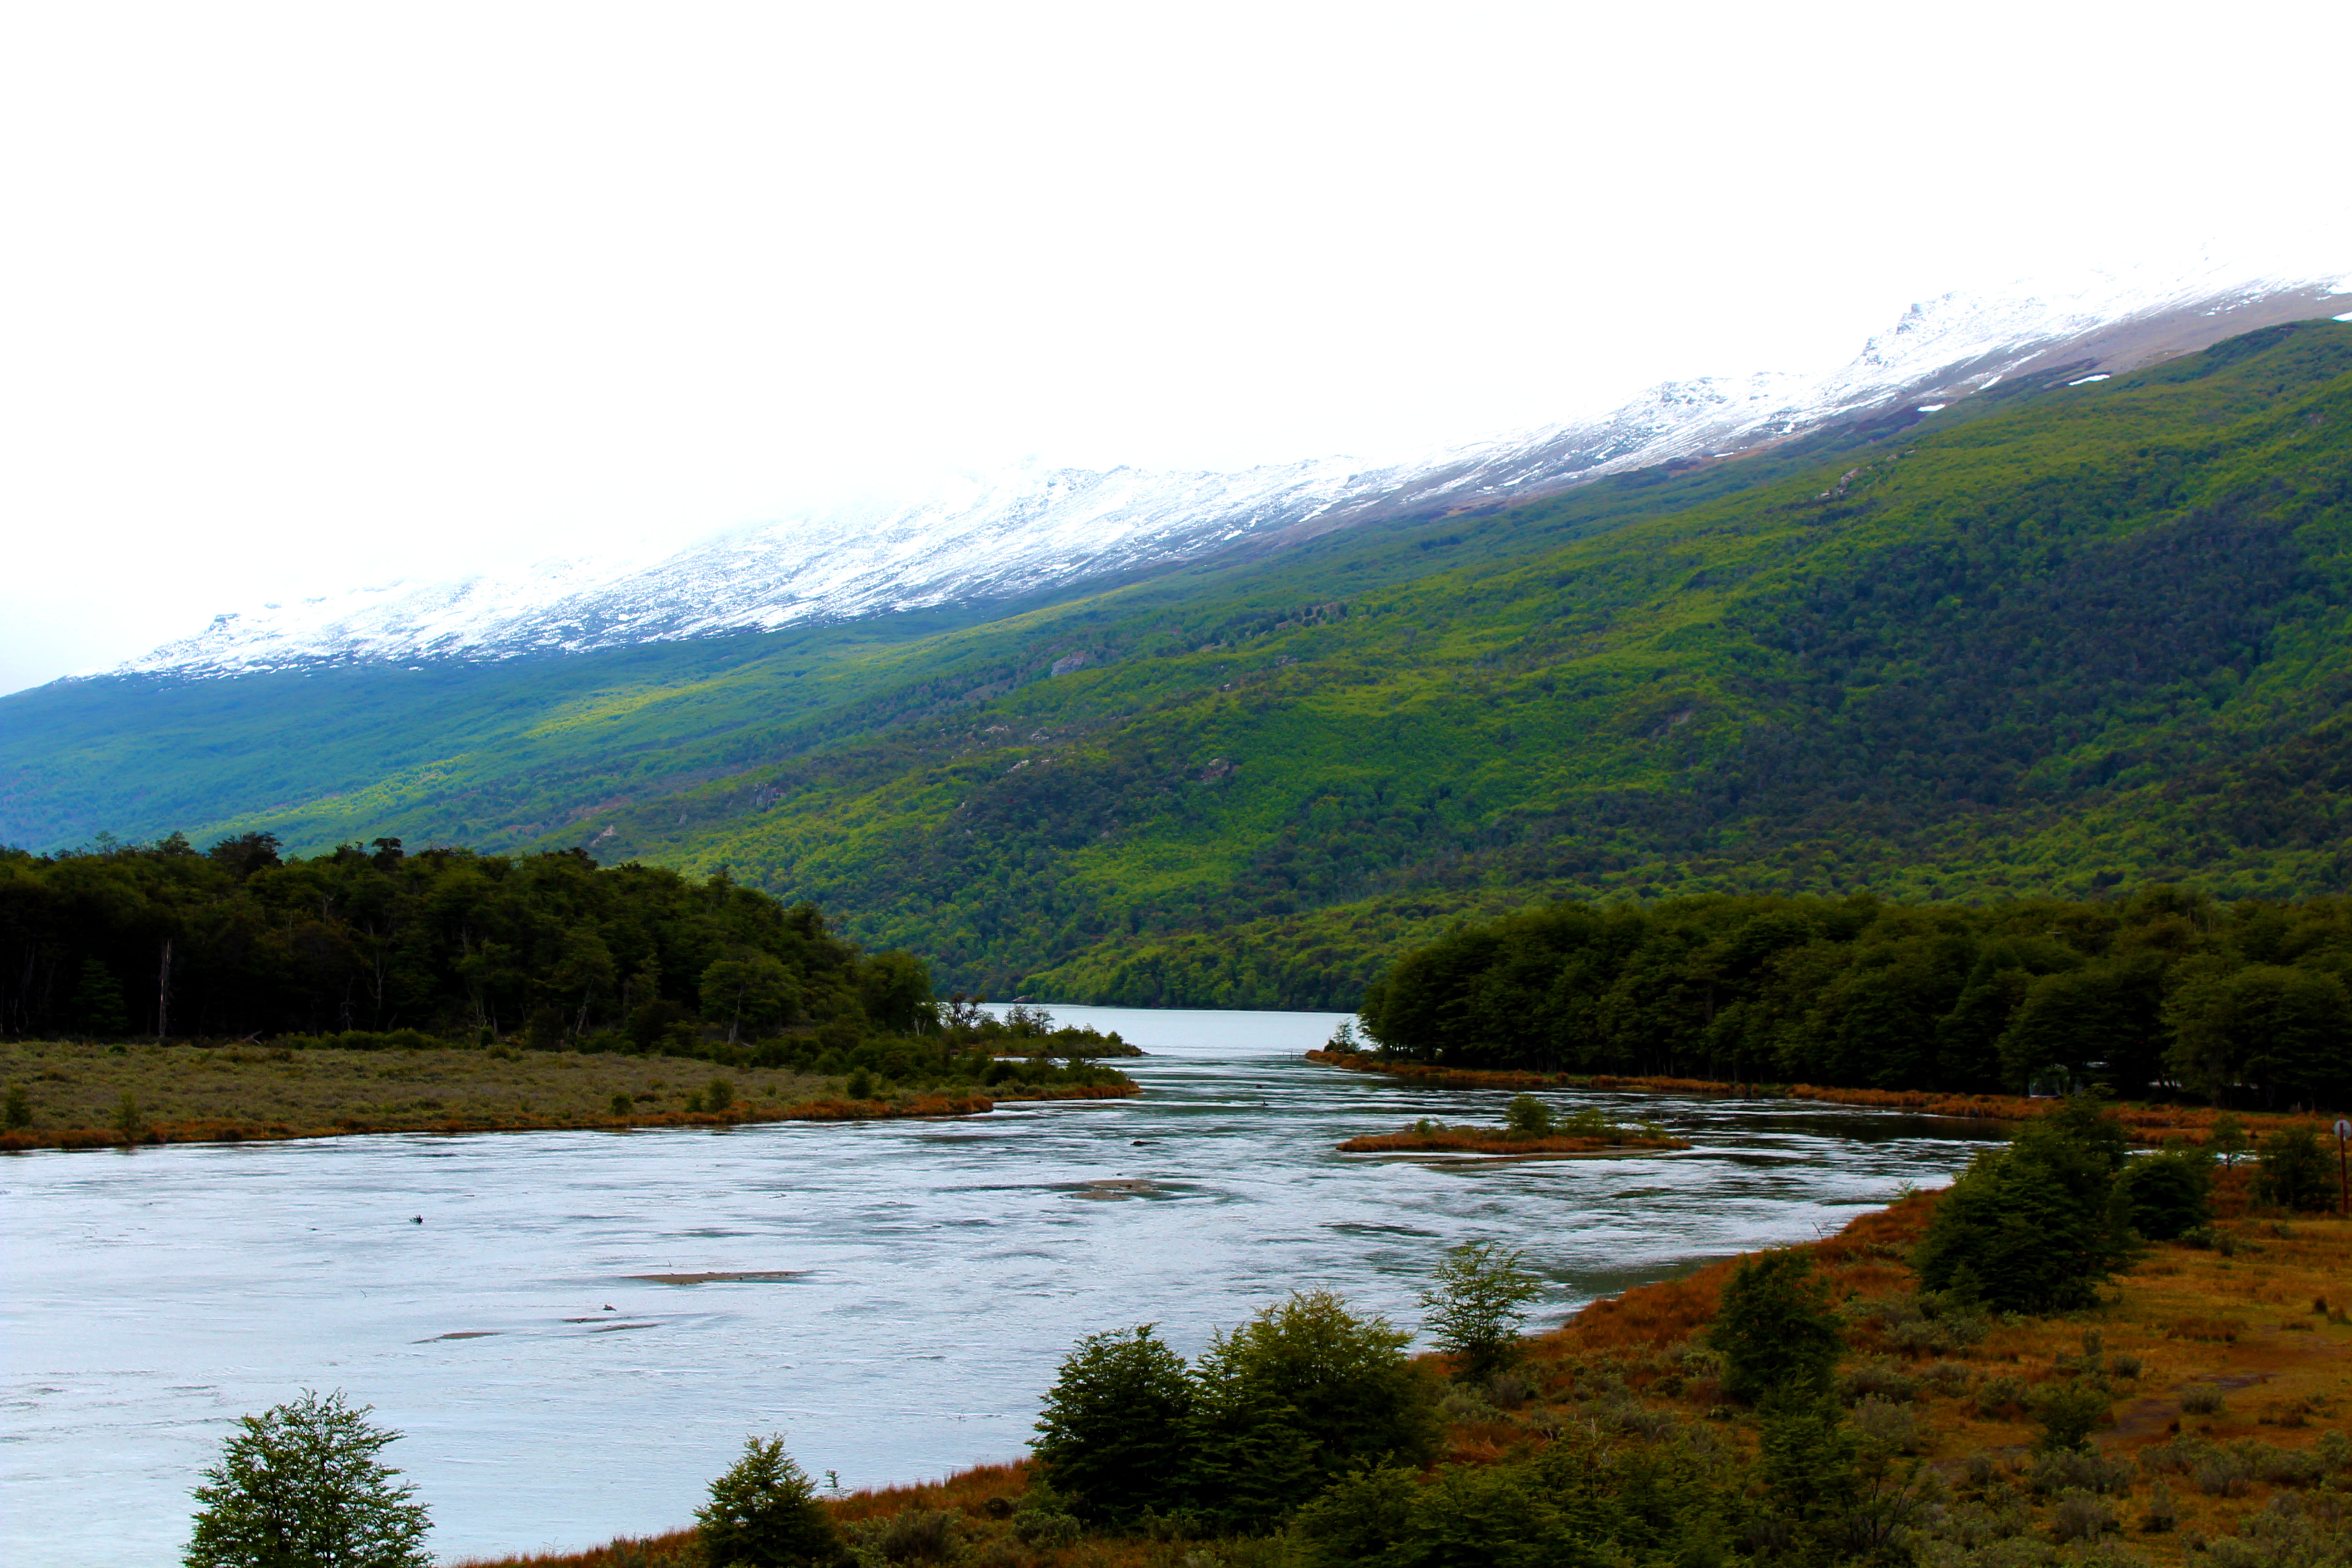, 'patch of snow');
98,261,2352,683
